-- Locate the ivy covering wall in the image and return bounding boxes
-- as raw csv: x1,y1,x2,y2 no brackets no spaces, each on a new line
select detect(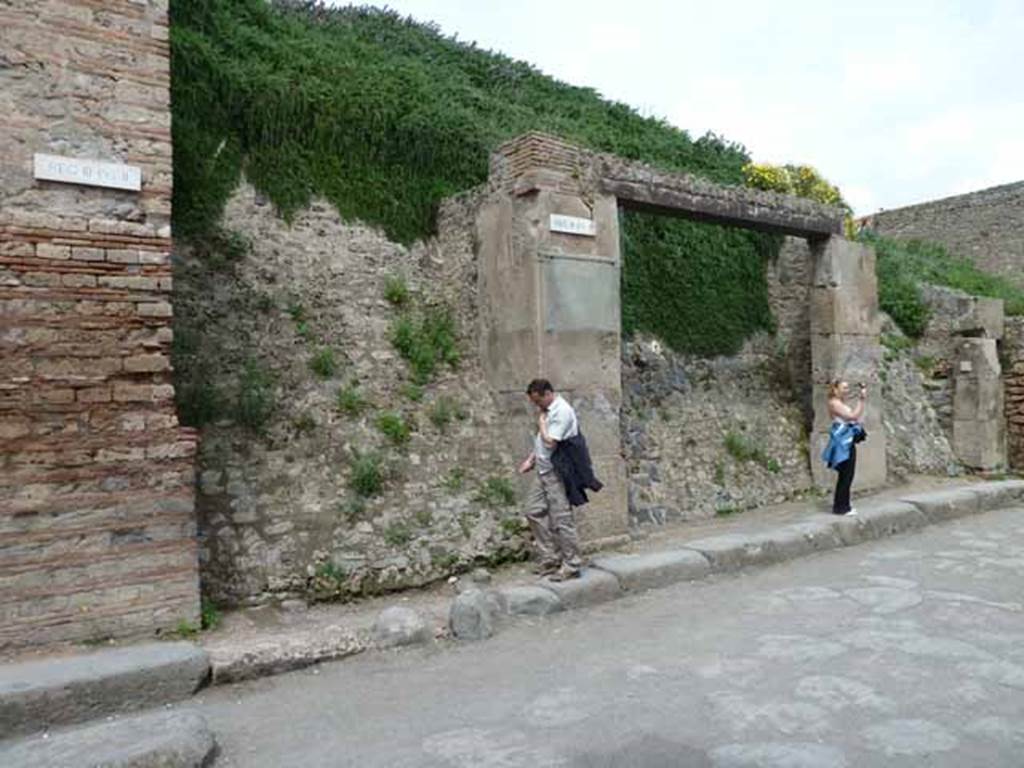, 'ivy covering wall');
170,0,778,355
